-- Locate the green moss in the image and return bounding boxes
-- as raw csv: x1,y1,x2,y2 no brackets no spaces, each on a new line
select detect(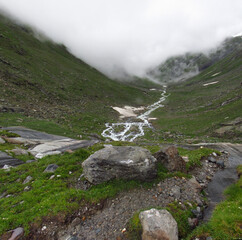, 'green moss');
0,130,20,138
187,166,242,240
178,147,221,169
